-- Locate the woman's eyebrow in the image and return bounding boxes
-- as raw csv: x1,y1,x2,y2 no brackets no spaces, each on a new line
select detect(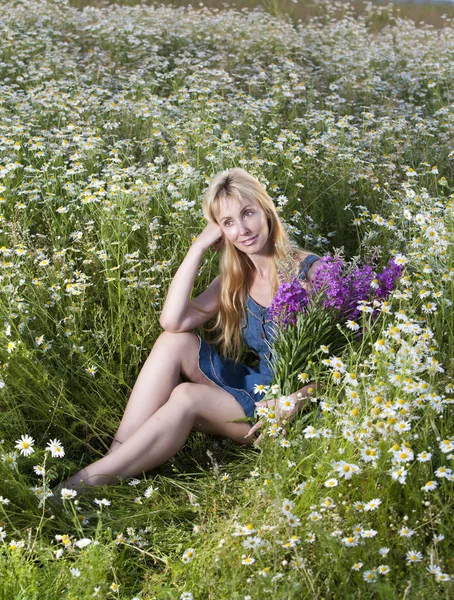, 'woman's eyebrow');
220,205,254,223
